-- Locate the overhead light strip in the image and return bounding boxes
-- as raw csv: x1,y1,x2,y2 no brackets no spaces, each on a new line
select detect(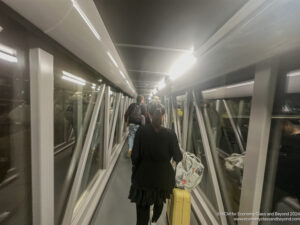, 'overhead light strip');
120,70,126,78
62,71,85,83
62,70,86,86
287,70,300,77
202,89,217,94
0,51,18,63
0,43,16,56
62,76,85,86
107,51,118,68
226,81,254,89
71,0,101,40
